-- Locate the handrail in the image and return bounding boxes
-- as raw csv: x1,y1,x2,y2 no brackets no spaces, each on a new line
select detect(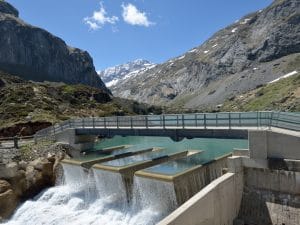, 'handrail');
34,111,300,139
